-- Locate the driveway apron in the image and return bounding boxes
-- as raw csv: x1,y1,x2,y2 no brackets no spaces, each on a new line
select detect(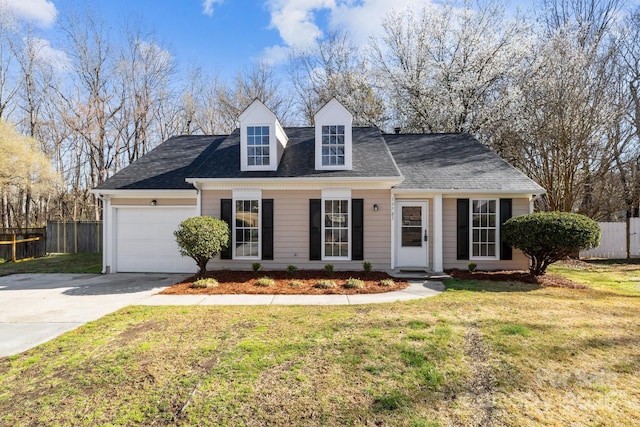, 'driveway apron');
0,273,185,357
